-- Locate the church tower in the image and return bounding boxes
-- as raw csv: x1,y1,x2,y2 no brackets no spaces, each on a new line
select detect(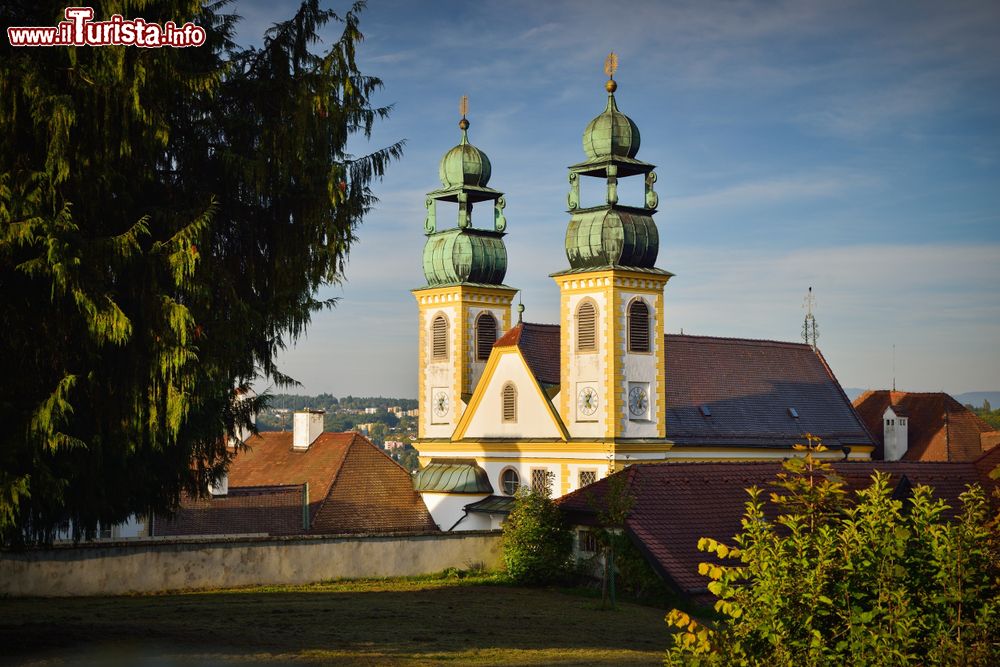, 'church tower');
413,101,518,439
551,56,672,441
